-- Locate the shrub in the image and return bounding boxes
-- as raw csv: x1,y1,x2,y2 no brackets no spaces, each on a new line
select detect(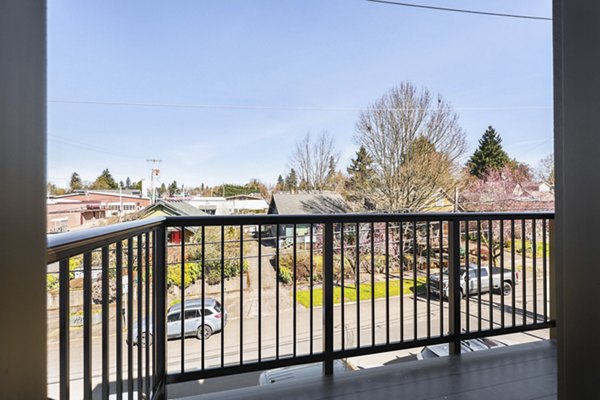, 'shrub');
47,274,59,291
278,265,293,284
